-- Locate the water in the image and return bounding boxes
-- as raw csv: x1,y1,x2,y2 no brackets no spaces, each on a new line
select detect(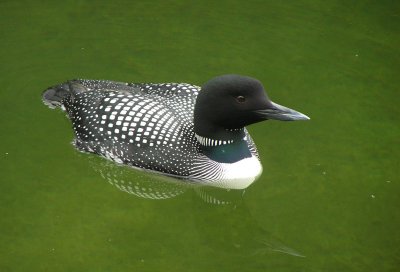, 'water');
1,0,399,271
